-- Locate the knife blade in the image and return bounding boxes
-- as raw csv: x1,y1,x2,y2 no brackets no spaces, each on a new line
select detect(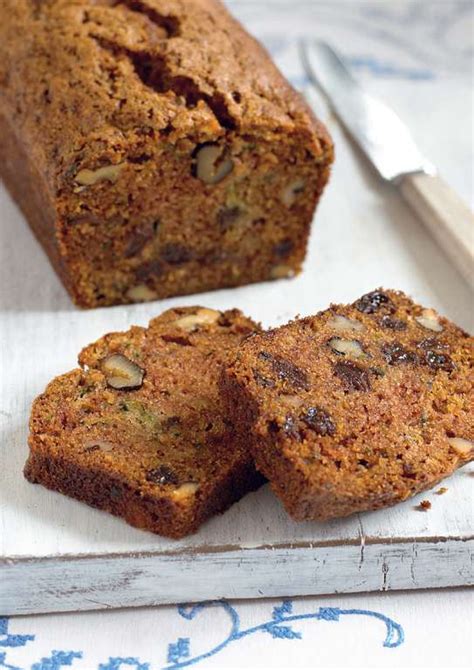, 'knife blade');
301,40,434,182
301,40,473,286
